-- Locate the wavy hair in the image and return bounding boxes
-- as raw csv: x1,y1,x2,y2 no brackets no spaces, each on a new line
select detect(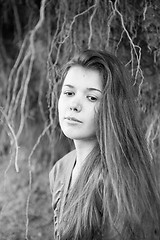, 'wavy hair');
57,49,160,239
